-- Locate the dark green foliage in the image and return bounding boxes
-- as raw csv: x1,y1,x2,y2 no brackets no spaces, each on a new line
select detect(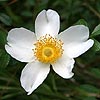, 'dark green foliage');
0,0,100,100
